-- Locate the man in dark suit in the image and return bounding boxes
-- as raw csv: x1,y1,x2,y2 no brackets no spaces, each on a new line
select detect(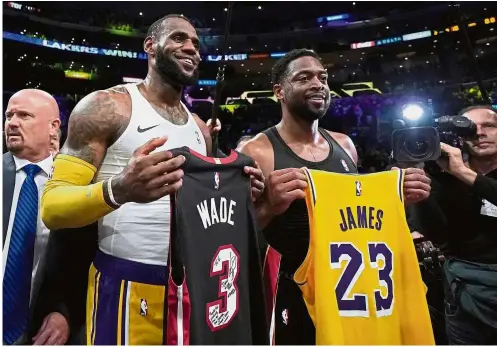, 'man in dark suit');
33,222,99,345
3,89,69,345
